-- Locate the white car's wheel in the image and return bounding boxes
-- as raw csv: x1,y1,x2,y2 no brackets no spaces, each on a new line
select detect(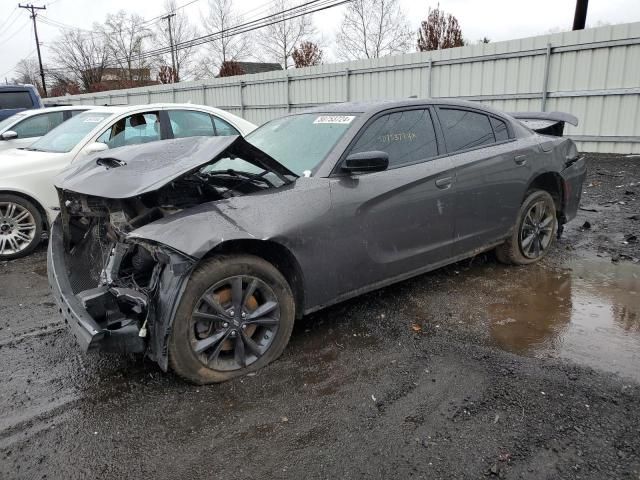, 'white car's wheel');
0,194,43,260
